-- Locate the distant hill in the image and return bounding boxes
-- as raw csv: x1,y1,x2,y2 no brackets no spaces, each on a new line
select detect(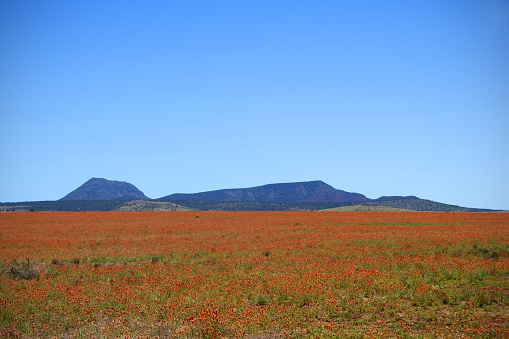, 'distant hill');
60,178,149,201
363,198,497,212
320,205,414,212
159,180,370,202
